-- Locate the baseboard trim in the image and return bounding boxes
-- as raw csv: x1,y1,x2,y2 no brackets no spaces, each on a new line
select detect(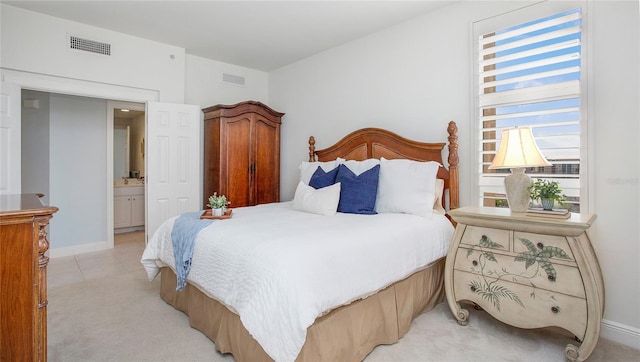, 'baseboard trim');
115,226,144,234
601,319,640,349
49,241,109,258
